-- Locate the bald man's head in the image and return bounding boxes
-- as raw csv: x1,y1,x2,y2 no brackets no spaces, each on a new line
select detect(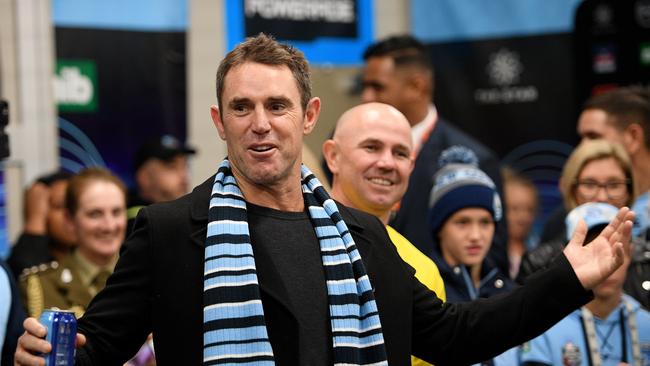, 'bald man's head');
323,102,414,223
